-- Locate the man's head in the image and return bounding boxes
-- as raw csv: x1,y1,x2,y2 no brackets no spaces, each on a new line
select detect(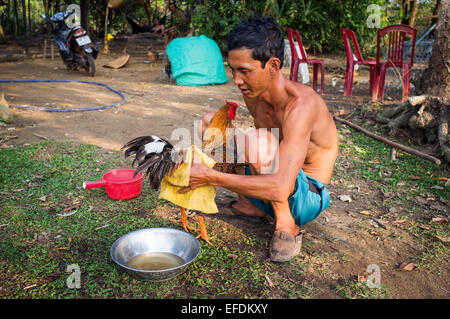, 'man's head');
227,16,284,98
228,16,284,69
